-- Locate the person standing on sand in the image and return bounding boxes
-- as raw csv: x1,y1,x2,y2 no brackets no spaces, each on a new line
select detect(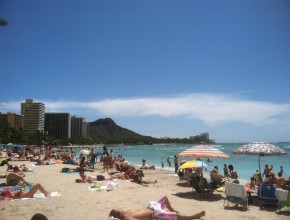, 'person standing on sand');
174,155,179,173
167,157,171,167
228,164,238,180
